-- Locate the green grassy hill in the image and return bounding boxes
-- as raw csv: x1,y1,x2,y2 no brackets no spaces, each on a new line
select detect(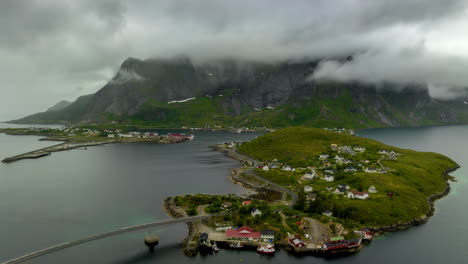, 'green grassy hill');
238,127,458,227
